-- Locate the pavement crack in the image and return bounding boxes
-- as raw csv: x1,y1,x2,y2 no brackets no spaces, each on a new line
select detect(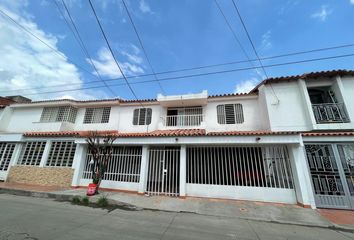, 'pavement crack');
159,213,178,240
246,220,261,240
